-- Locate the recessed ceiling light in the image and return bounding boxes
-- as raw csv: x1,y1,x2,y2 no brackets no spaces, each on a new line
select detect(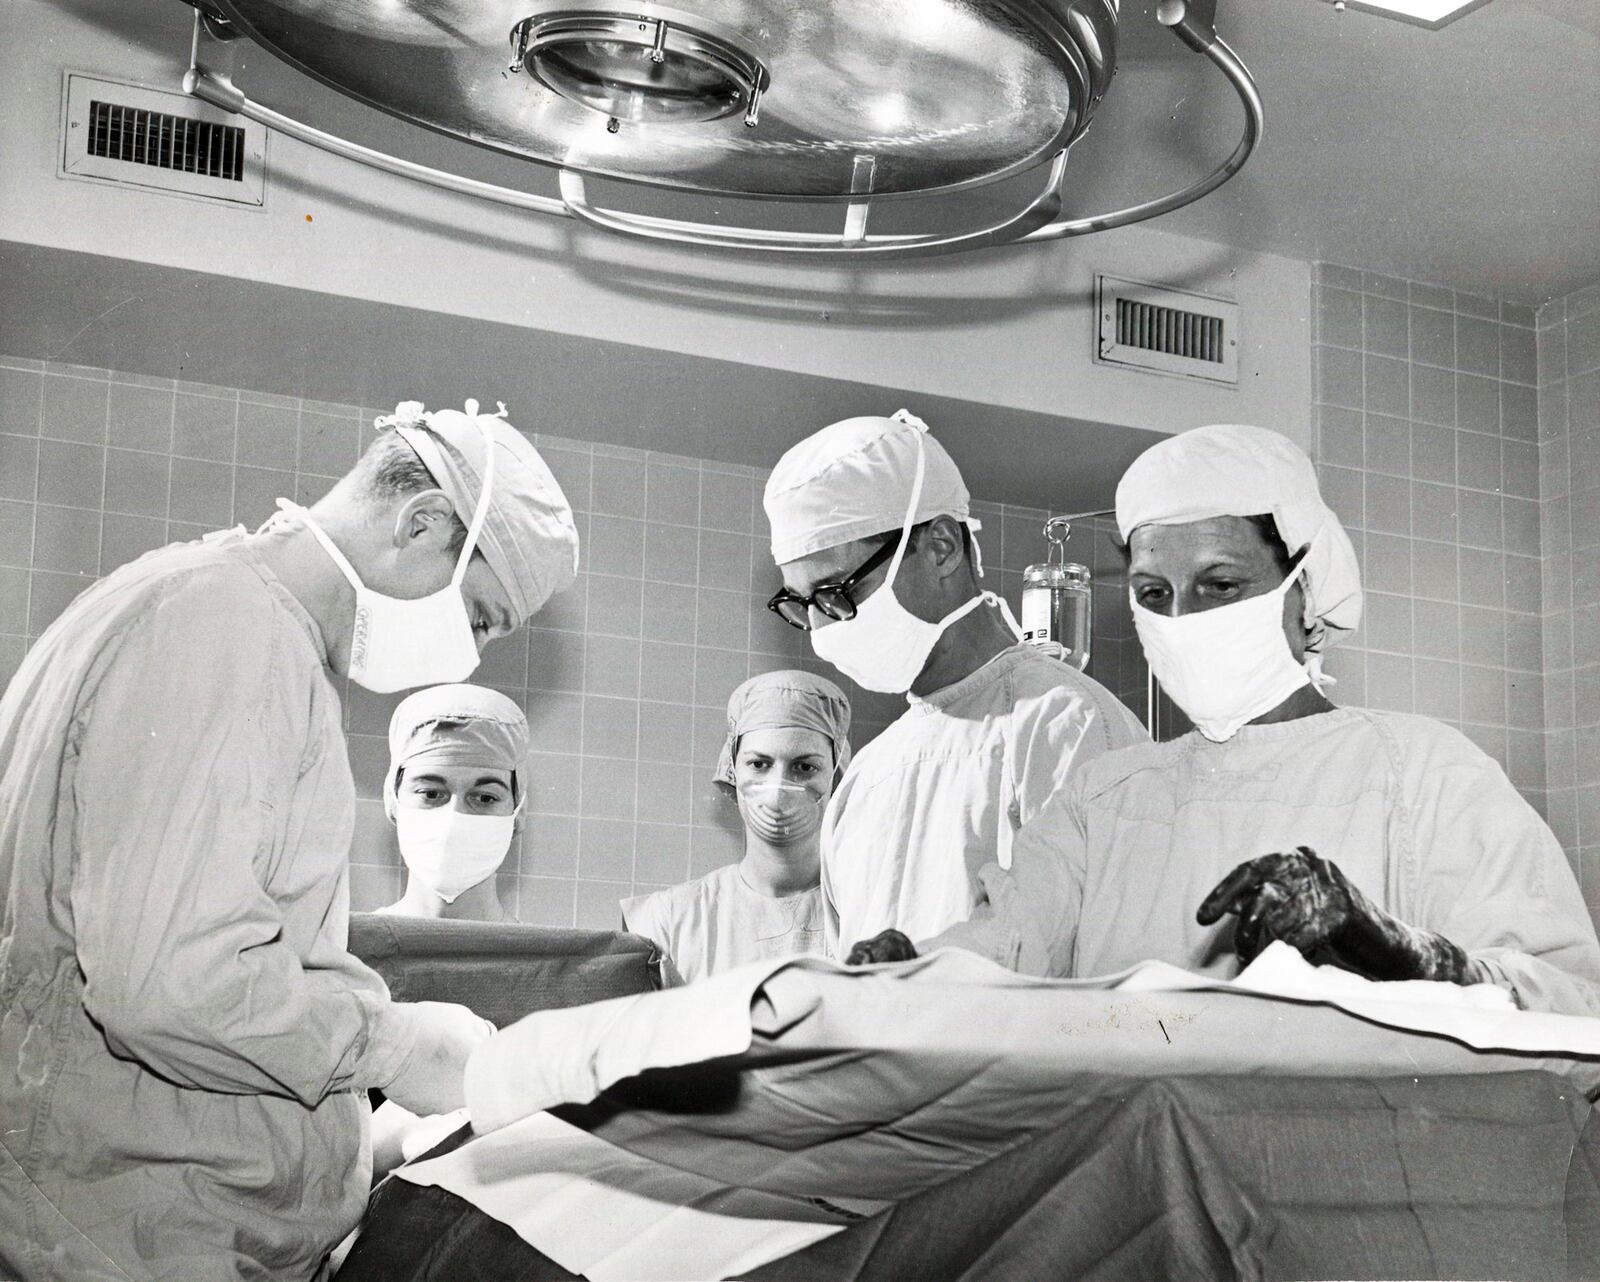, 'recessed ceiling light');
1327,0,1492,29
